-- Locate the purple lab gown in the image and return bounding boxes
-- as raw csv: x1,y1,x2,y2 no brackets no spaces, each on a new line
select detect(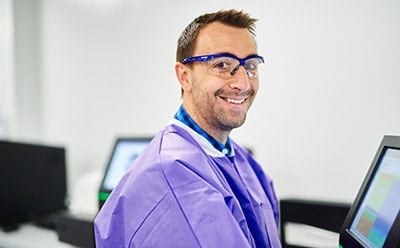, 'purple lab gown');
94,122,281,247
